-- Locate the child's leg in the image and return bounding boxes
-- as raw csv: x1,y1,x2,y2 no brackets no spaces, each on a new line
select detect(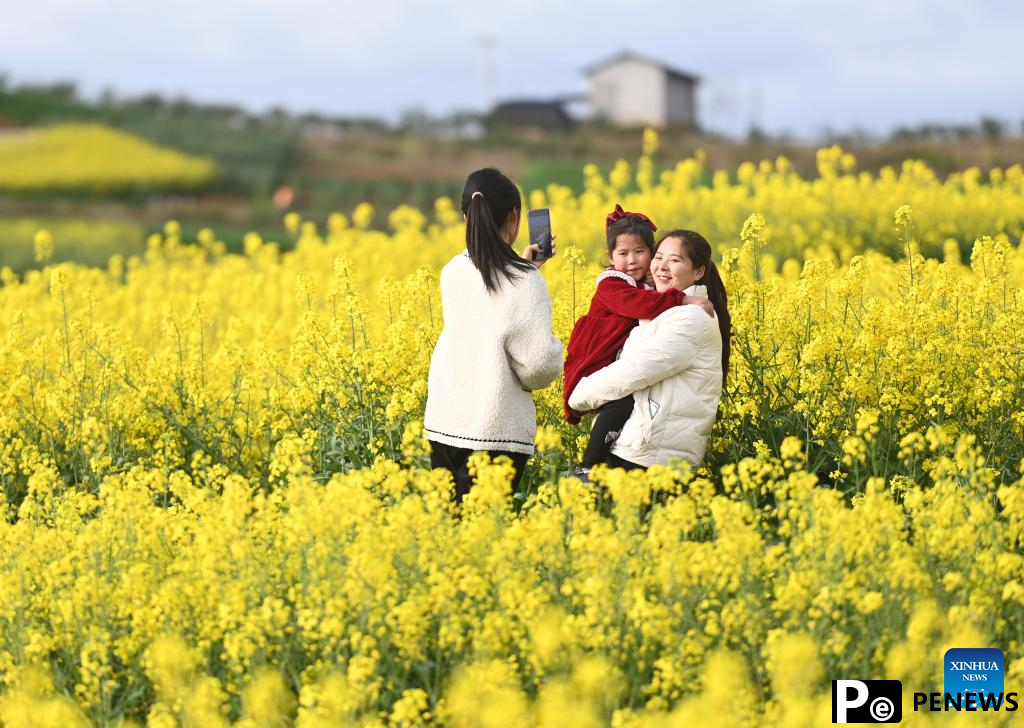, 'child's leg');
579,394,635,469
